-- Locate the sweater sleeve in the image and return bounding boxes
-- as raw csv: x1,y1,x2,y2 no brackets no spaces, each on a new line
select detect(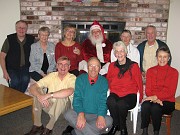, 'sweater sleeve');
73,76,84,114
157,69,178,101
55,42,61,62
29,43,44,74
132,63,143,102
97,77,108,117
